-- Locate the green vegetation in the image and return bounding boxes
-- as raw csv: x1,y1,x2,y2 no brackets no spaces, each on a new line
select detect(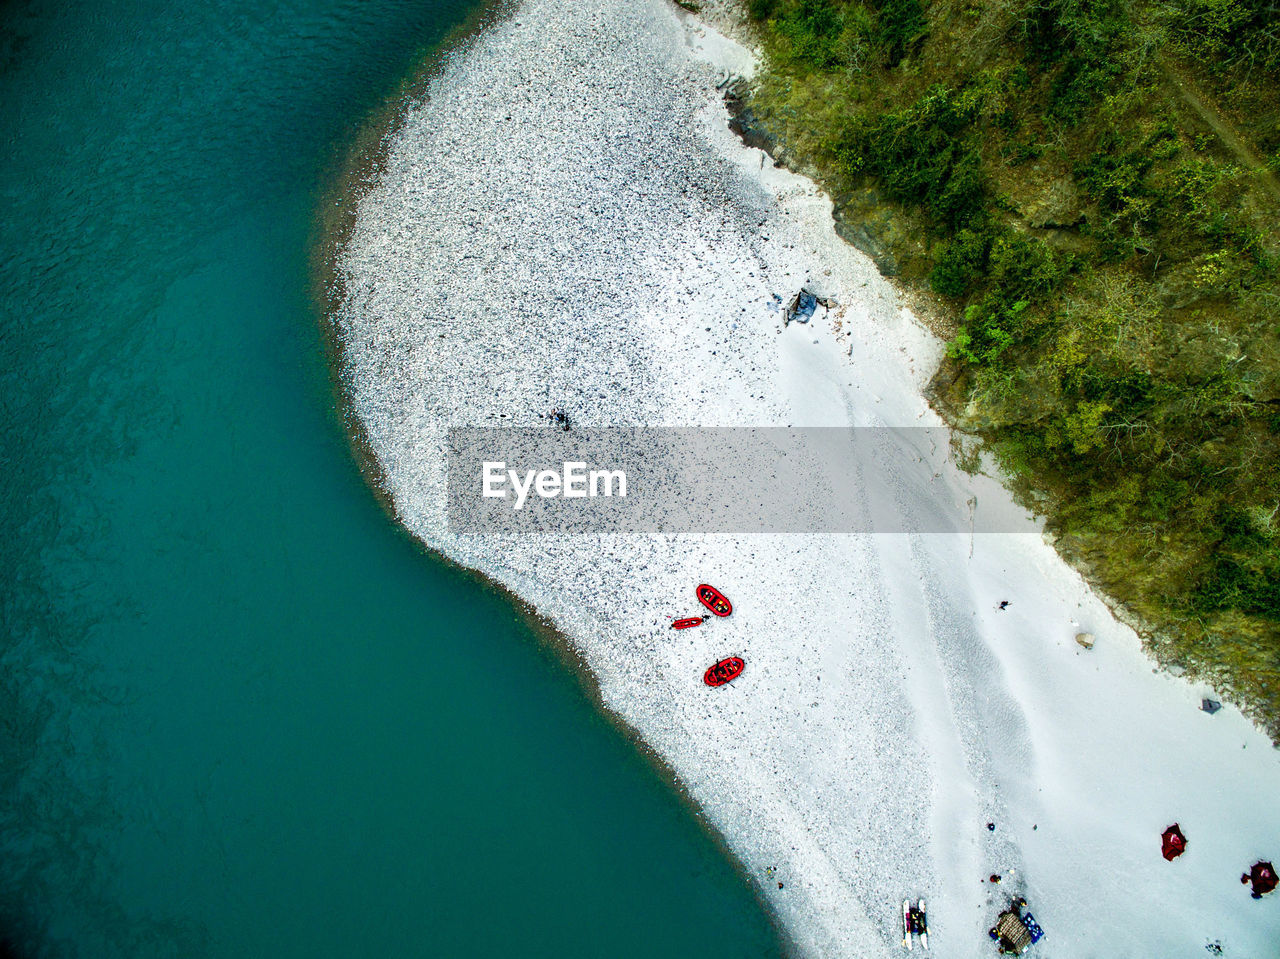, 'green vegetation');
743,0,1280,734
